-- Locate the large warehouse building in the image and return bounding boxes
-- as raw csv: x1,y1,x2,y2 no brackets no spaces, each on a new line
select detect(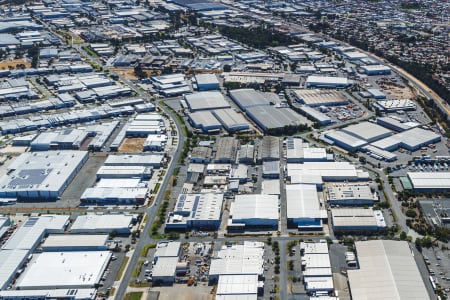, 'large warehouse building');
360,65,391,75
331,208,386,232
286,184,326,230
229,89,275,112
297,105,332,126
0,215,69,290
292,89,349,107
195,73,220,91
340,122,392,143
104,154,164,168
216,274,260,299
245,106,308,133
184,91,230,112
0,289,96,299
324,130,367,151
96,165,152,180
286,138,328,163
407,172,450,192
16,251,112,290
41,234,108,252
188,111,222,133
325,183,378,206
214,137,239,163
305,76,351,88
209,241,264,282
300,241,334,295
213,109,251,133
287,162,369,182
165,193,224,231
371,127,441,151
373,99,416,112
229,194,278,230
348,240,430,300
376,116,419,132
70,214,135,234
80,187,148,205
0,151,88,200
